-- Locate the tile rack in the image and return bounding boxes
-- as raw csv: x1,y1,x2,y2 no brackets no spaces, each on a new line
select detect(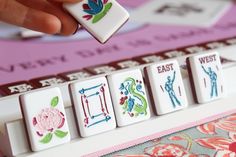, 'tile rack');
0,45,236,157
